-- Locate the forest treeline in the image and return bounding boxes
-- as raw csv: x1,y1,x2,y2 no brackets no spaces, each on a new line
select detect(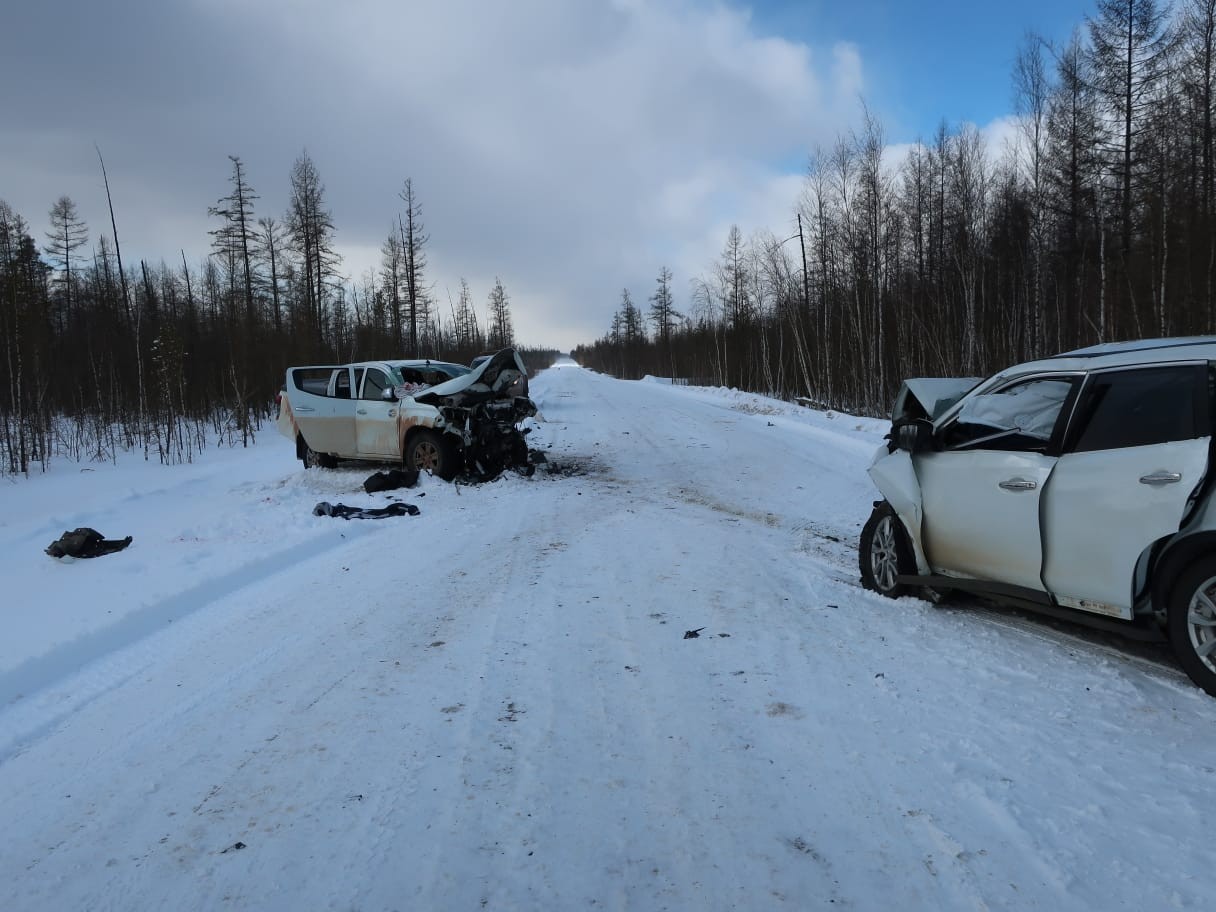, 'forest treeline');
1,153,557,474
577,0,1216,414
